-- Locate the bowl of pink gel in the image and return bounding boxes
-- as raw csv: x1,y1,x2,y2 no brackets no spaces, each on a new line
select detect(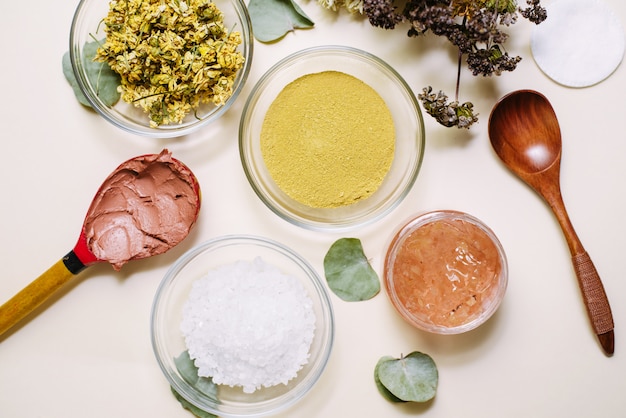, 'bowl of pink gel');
151,235,334,417
383,210,508,334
